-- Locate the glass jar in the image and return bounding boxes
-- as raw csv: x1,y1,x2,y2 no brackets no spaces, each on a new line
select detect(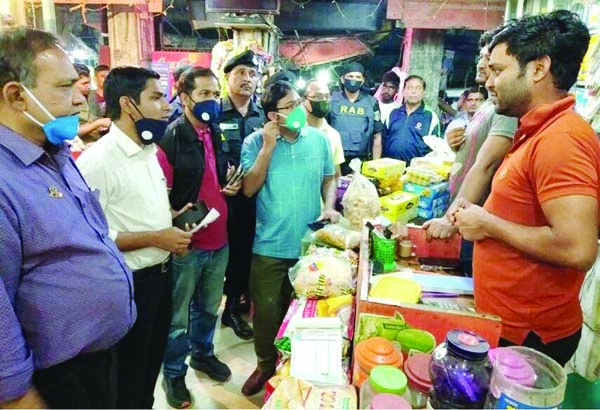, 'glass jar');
429,329,492,409
404,352,433,409
360,365,408,409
